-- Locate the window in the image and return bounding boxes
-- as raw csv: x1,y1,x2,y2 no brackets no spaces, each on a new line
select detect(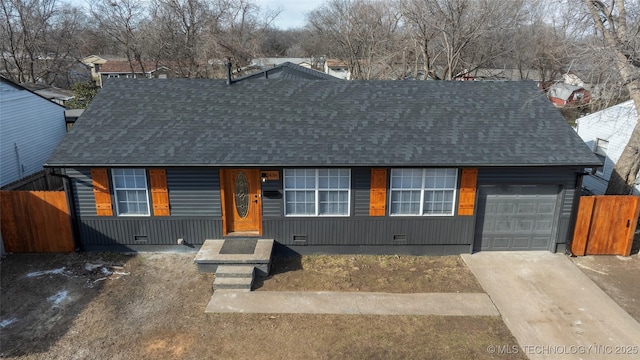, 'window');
284,169,350,216
390,168,457,216
112,168,150,216
594,138,609,175
107,74,120,78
